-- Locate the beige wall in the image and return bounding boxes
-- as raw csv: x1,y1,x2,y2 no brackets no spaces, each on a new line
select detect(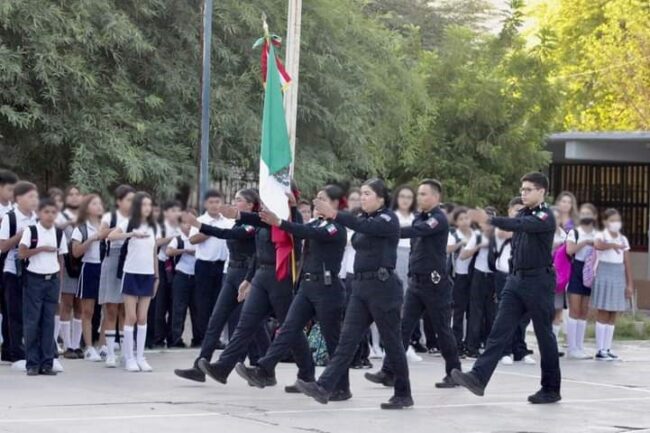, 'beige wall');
631,251,649,280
